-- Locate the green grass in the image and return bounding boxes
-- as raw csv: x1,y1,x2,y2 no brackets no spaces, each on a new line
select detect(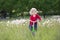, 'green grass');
0,20,60,40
